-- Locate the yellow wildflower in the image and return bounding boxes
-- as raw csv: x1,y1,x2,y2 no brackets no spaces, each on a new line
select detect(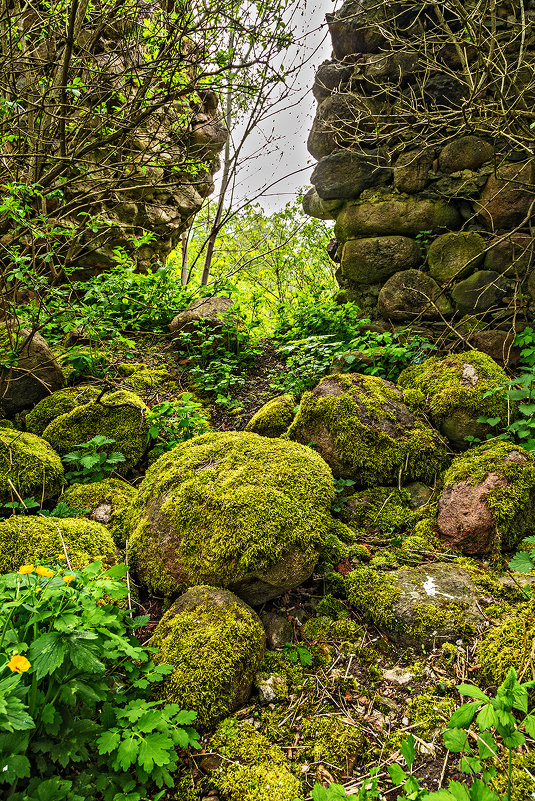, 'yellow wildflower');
35,566,54,578
7,654,31,674
17,565,34,575
62,575,75,585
